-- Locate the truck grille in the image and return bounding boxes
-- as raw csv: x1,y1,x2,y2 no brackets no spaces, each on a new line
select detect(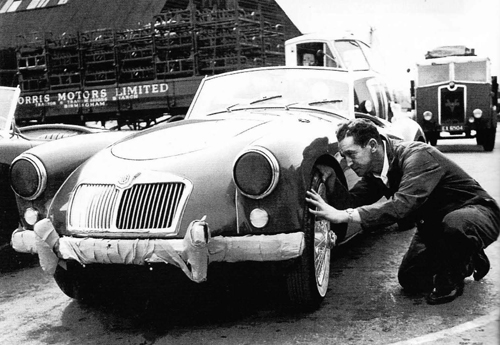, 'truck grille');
69,183,185,231
440,86,465,124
